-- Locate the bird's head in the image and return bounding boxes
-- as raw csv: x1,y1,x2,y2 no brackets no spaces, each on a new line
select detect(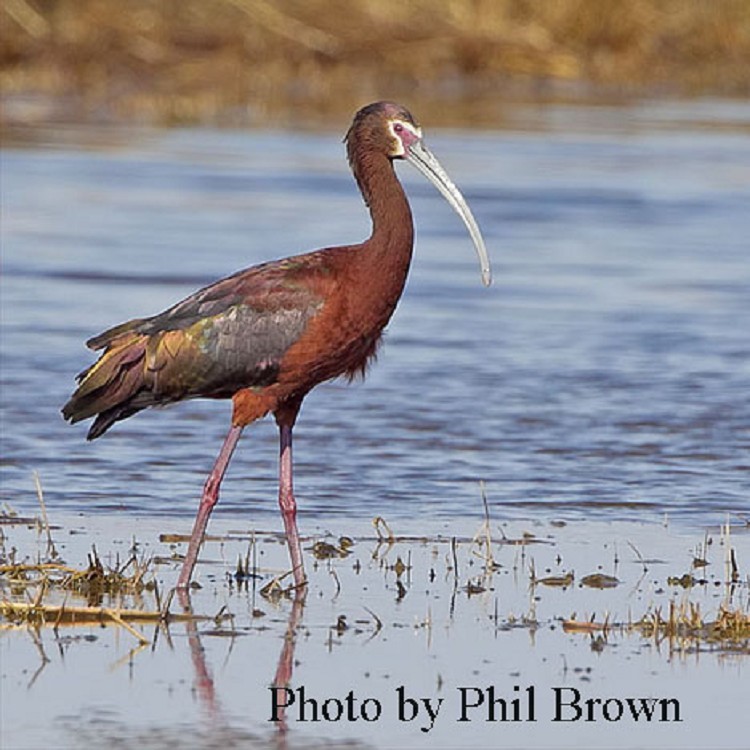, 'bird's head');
347,101,492,287
346,101,422,159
